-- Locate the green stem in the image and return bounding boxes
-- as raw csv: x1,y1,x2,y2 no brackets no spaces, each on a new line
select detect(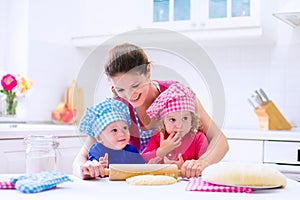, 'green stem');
5,91,17,115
